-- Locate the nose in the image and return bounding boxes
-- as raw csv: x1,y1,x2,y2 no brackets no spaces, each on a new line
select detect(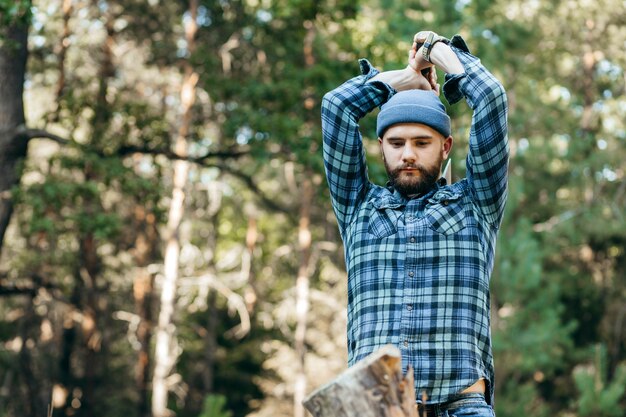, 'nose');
401,143,417,163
